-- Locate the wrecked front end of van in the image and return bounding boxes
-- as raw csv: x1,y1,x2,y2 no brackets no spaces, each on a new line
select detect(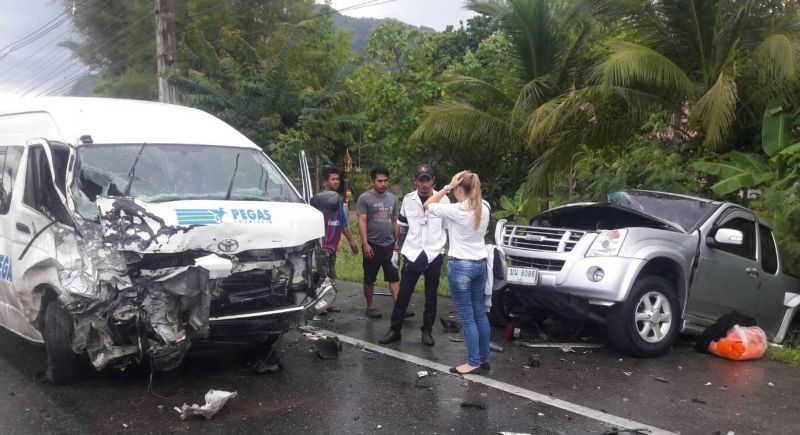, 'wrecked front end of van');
52,144,330,372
